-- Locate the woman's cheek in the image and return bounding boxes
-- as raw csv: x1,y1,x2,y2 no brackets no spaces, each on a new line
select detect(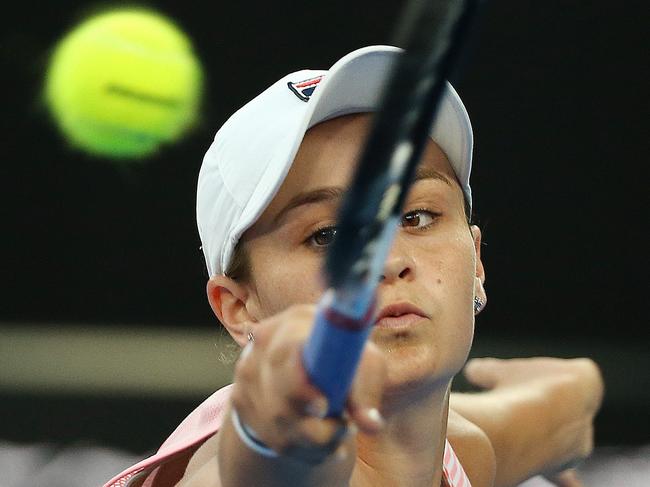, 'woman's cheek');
261,259,324,313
